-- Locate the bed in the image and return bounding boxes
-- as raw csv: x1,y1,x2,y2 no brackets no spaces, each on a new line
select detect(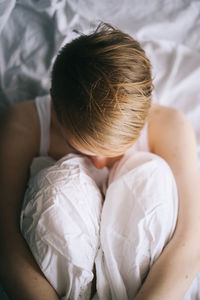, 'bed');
0,0,200,299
